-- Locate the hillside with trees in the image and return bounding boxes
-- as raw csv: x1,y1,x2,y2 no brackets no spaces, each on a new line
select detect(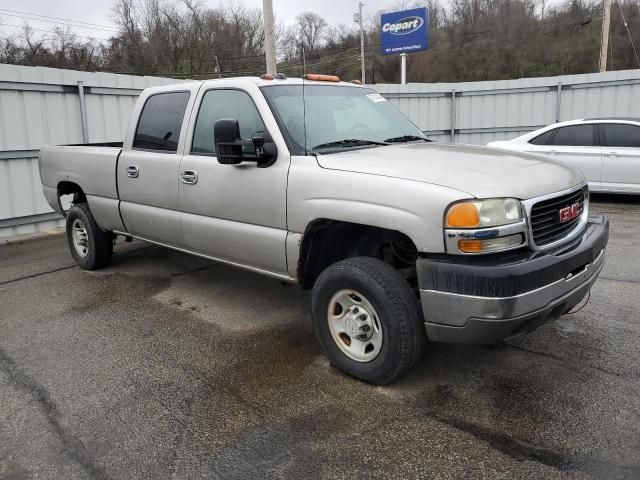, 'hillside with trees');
0,0,639,83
